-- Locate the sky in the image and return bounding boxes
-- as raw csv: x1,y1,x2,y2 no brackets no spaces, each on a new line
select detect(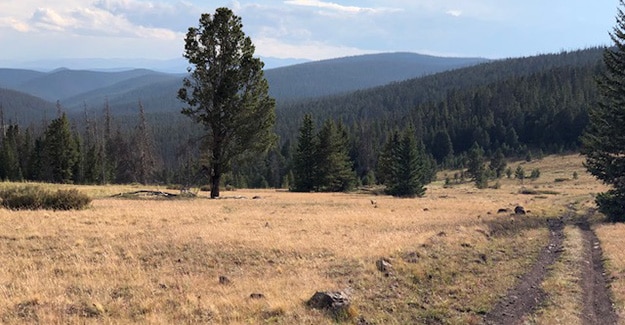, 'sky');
0,0,619,64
